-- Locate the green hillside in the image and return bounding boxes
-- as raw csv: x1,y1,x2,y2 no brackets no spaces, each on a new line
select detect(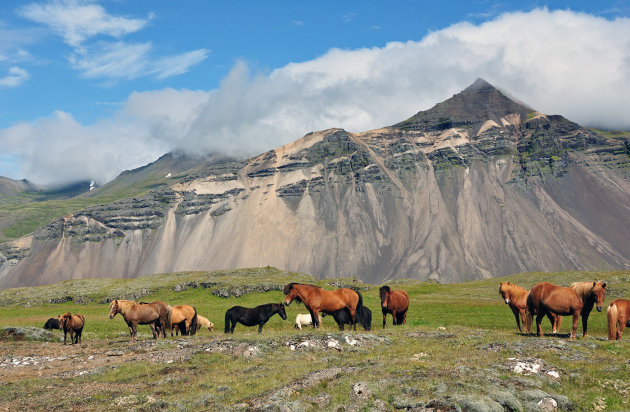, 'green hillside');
0,268,628,410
